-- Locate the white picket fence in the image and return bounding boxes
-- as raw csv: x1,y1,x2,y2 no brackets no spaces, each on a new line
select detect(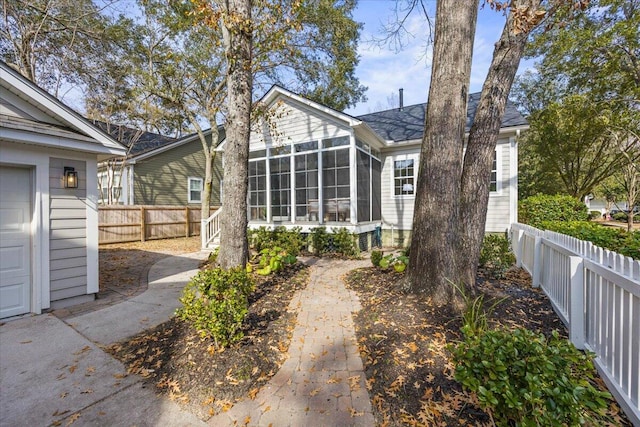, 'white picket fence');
511,223,640,425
